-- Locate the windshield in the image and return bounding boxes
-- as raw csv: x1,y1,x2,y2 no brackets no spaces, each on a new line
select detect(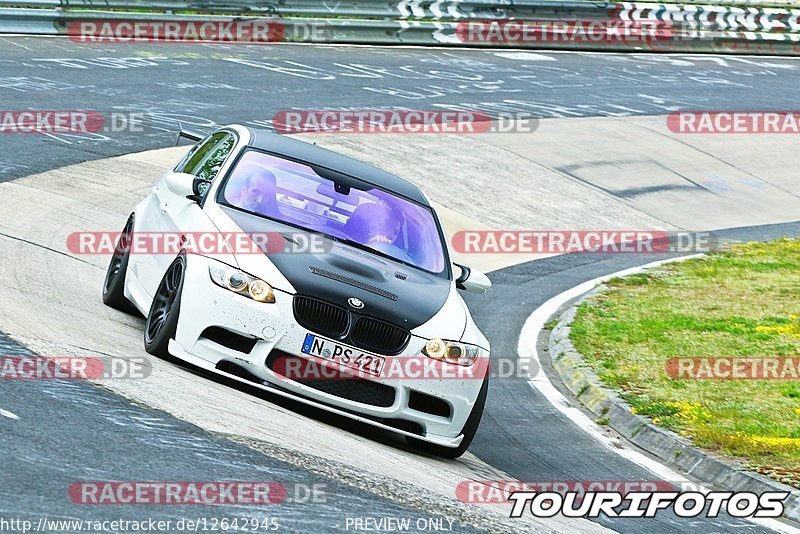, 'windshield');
219,149,447,274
